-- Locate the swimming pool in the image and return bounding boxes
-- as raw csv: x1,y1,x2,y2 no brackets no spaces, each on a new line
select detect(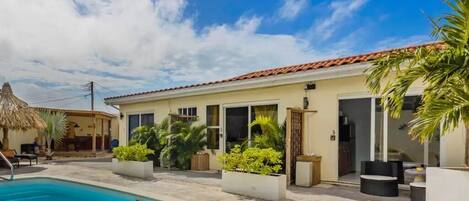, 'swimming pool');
0,178,158,201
